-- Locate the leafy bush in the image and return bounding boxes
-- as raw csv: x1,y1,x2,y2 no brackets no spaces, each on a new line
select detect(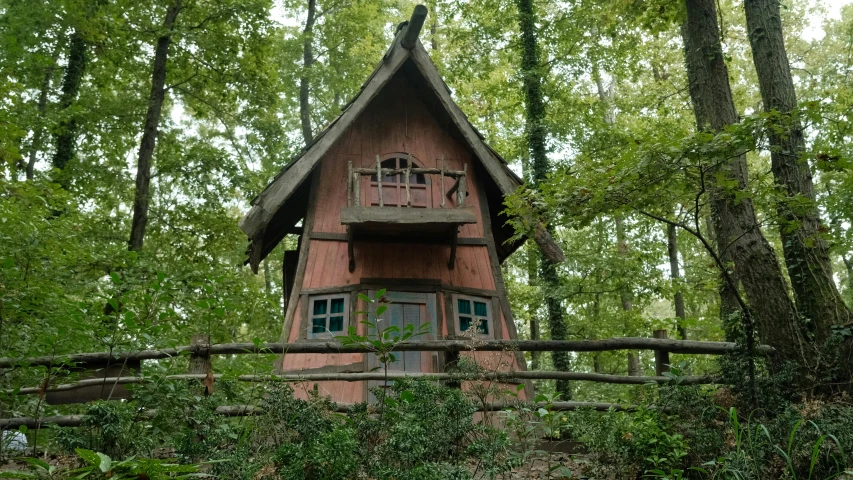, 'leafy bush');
350,377,512,479
565,406,689,479
54,401,151,459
